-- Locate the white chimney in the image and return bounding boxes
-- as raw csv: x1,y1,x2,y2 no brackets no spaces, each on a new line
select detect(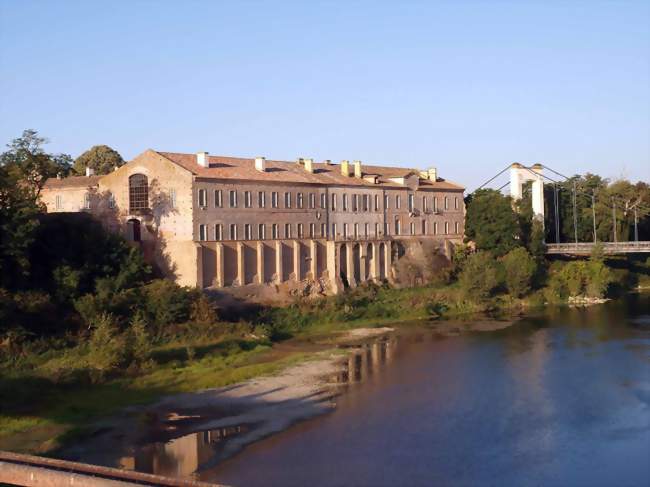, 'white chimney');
304,158,314,173
196,151,209,168
428,167,437,181
85,167,95,177
354,160,362,178
255,156,267,172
